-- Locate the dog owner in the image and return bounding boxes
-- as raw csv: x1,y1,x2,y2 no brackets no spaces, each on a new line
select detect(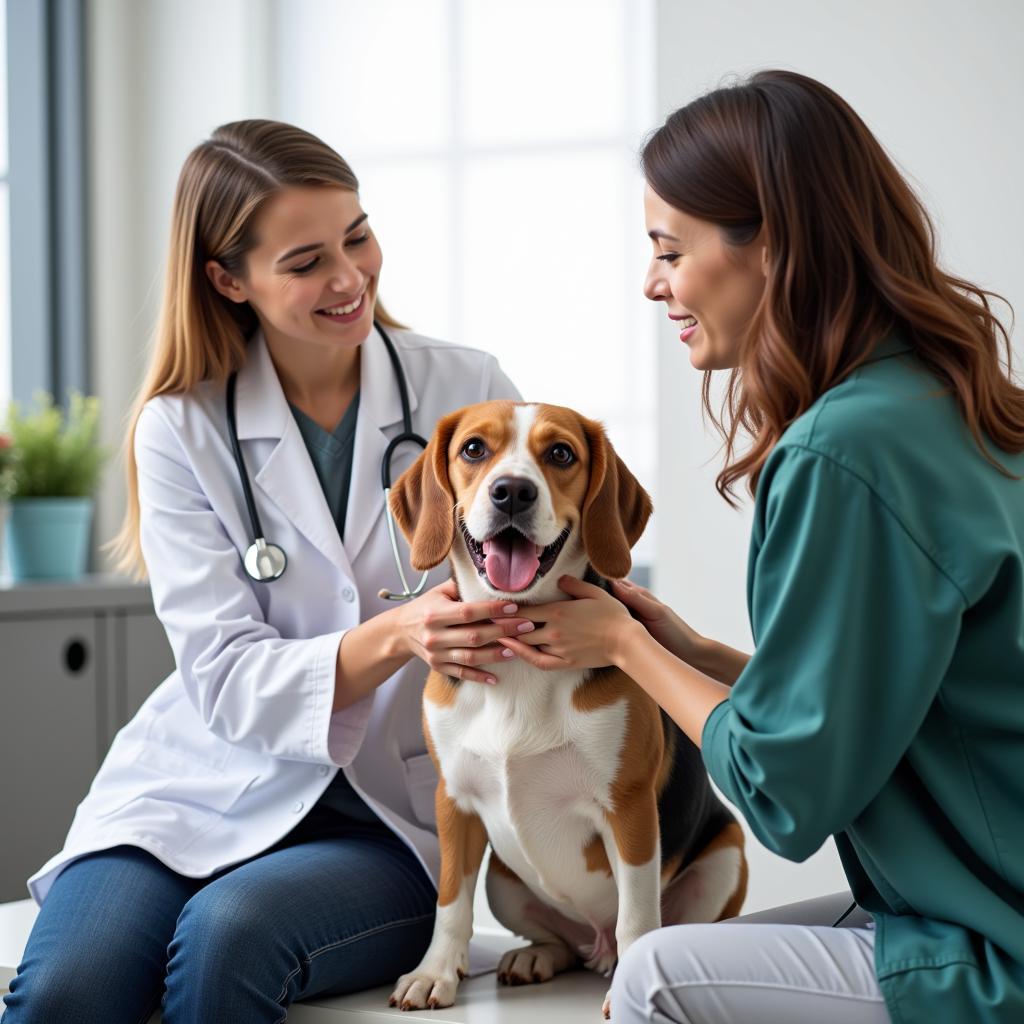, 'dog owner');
499,70,1024,1023
1,120,533,1023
